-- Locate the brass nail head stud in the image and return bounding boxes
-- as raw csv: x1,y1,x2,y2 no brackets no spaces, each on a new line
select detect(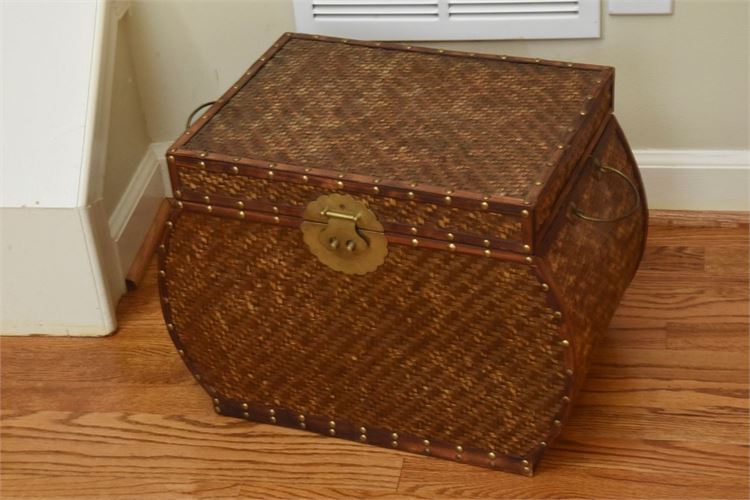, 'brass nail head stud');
444,196,452,205
541,283,550,291
448,243,456,252
480,201,489,210
488,451,496,460
521,209,530,217
523,244,531,253
560,339,570,347
336,180,344,189
411,238,419,247
391,433,398,440
484,249,491,257
372,186,379,193
231,166,239,174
